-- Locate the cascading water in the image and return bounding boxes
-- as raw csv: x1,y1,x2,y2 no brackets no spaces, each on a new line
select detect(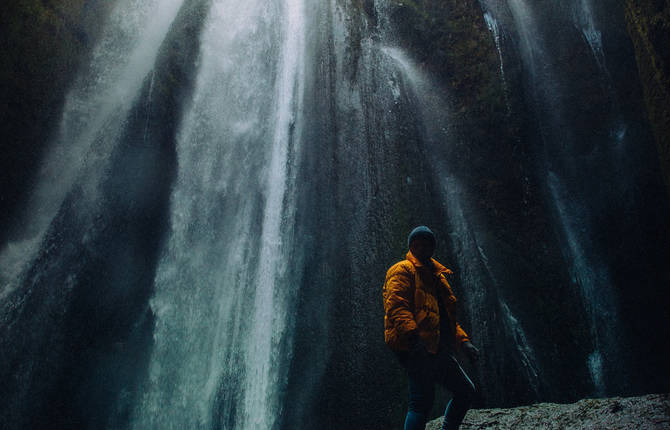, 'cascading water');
0,0,185,300
2,0,669,428
482,11,512,114
495,0,630,395
0,1,186,427
130,0,305,428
